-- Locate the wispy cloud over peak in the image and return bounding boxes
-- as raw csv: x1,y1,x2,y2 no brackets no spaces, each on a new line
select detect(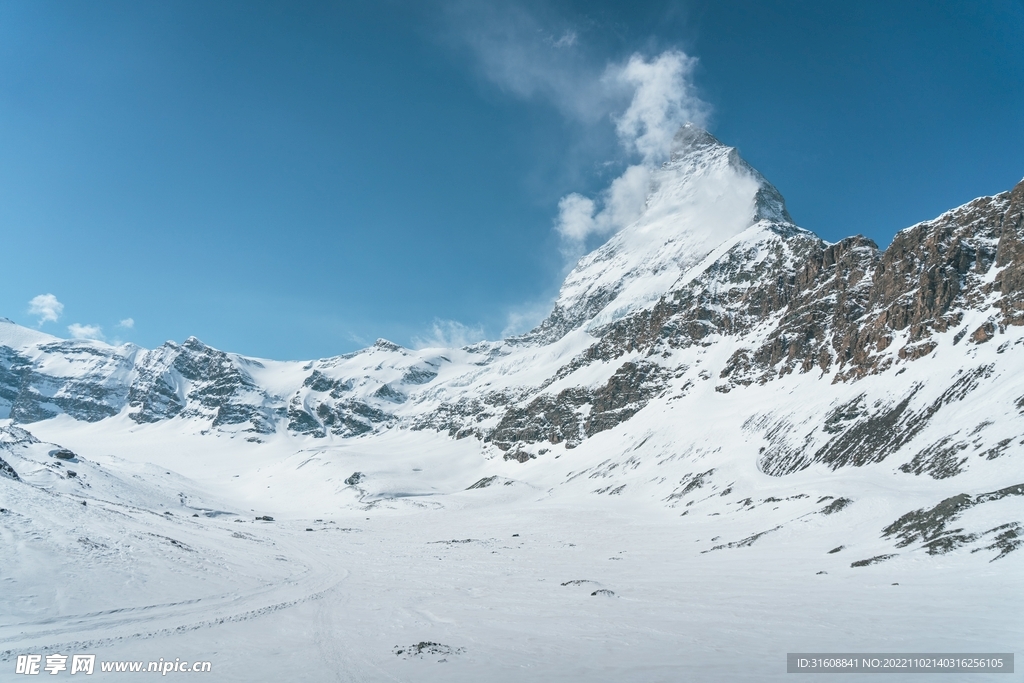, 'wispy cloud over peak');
501,297,554,338
412,319,486,349
554,163,652,257
548,50,708,257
